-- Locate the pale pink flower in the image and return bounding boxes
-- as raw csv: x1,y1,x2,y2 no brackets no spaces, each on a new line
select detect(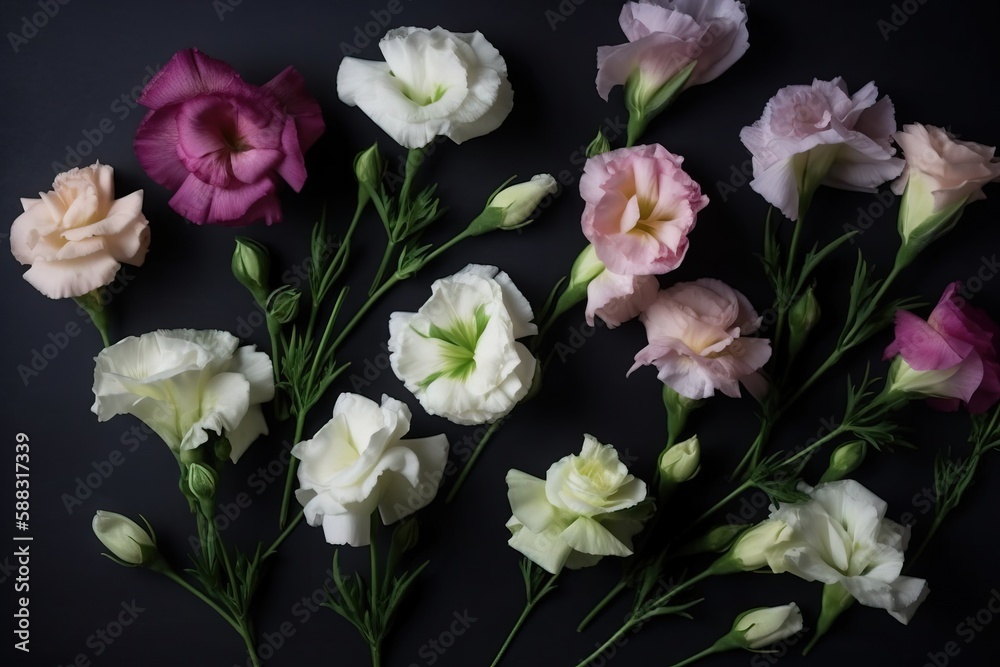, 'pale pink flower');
580,144,708,276
892,124,1000,249
740,78,903,221
629,279,771,399
10,163,150,299
596,0,749,101
585,270,659,328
